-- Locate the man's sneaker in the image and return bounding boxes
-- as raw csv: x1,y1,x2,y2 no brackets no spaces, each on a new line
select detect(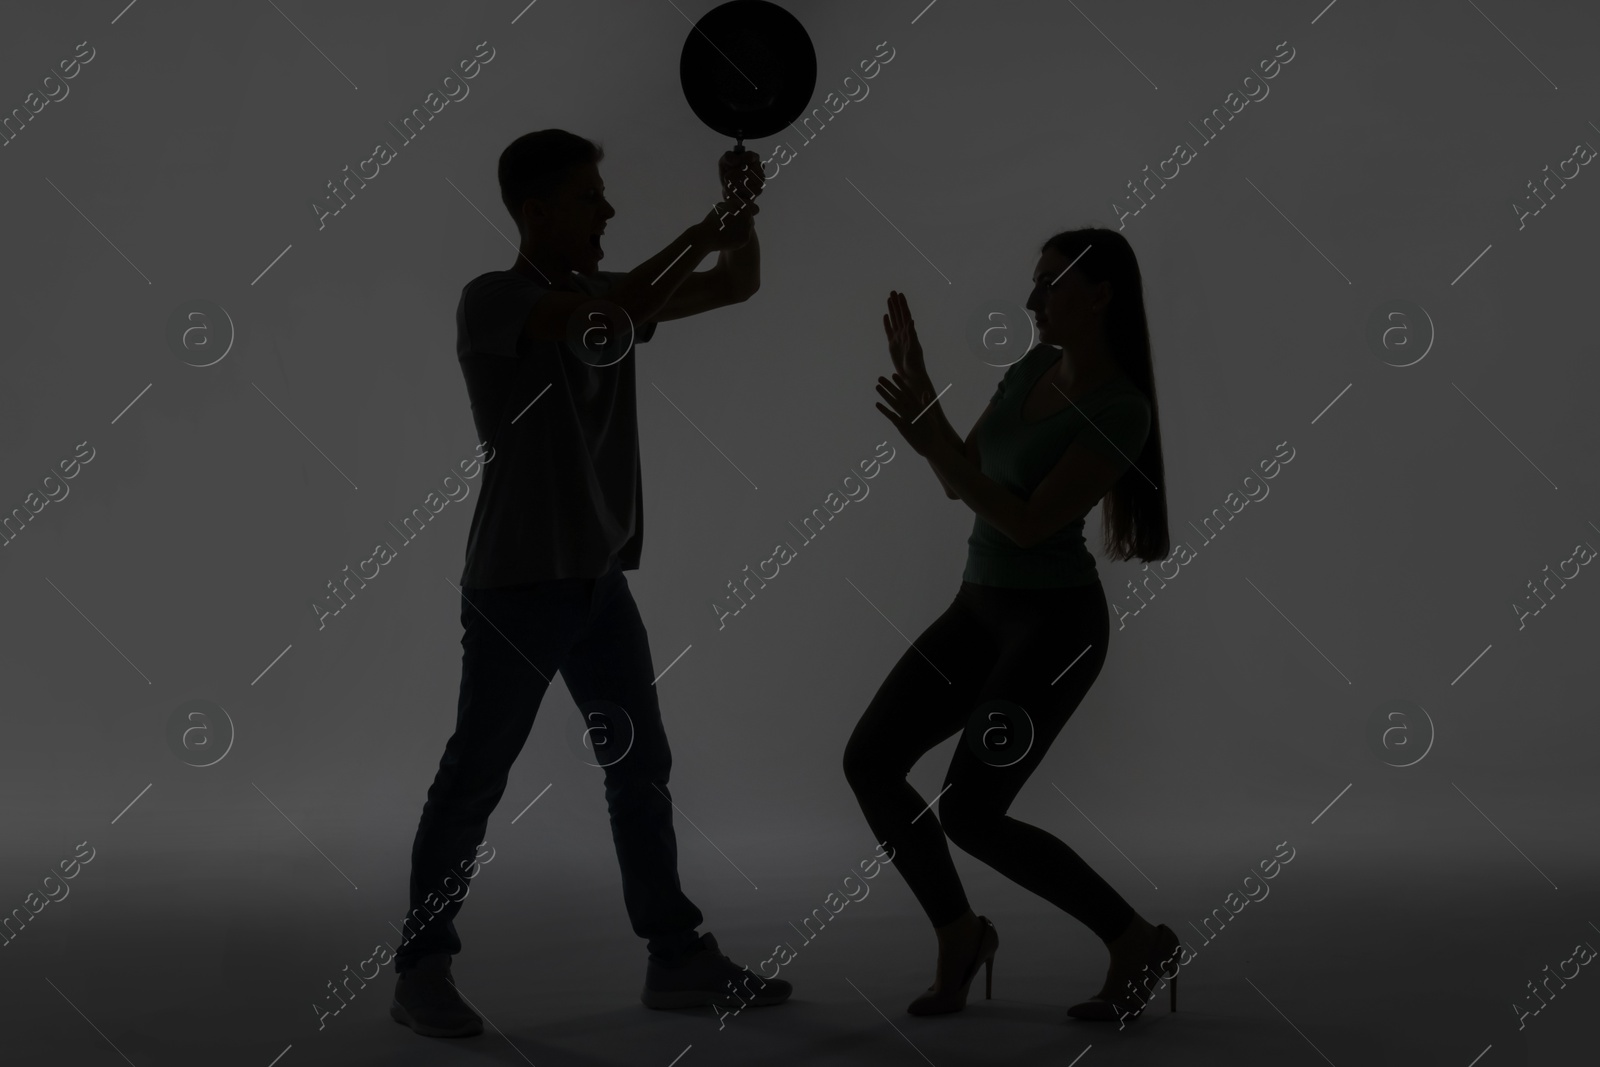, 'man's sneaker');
641,932,793,1010
390,953,484,1038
